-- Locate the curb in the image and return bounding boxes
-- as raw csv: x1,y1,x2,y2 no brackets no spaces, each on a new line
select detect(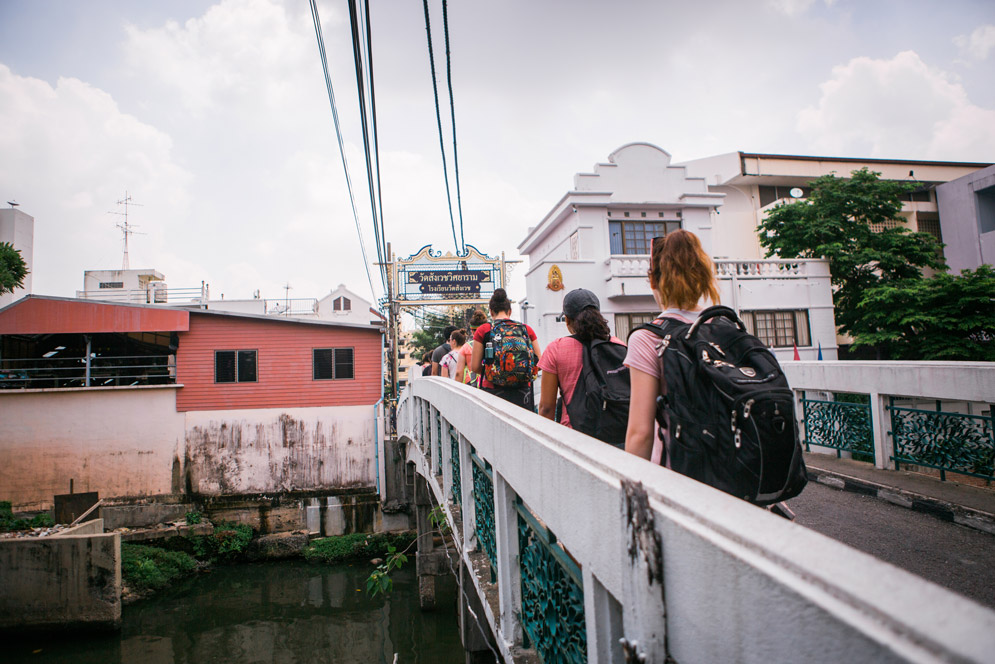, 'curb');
805,466,995,537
